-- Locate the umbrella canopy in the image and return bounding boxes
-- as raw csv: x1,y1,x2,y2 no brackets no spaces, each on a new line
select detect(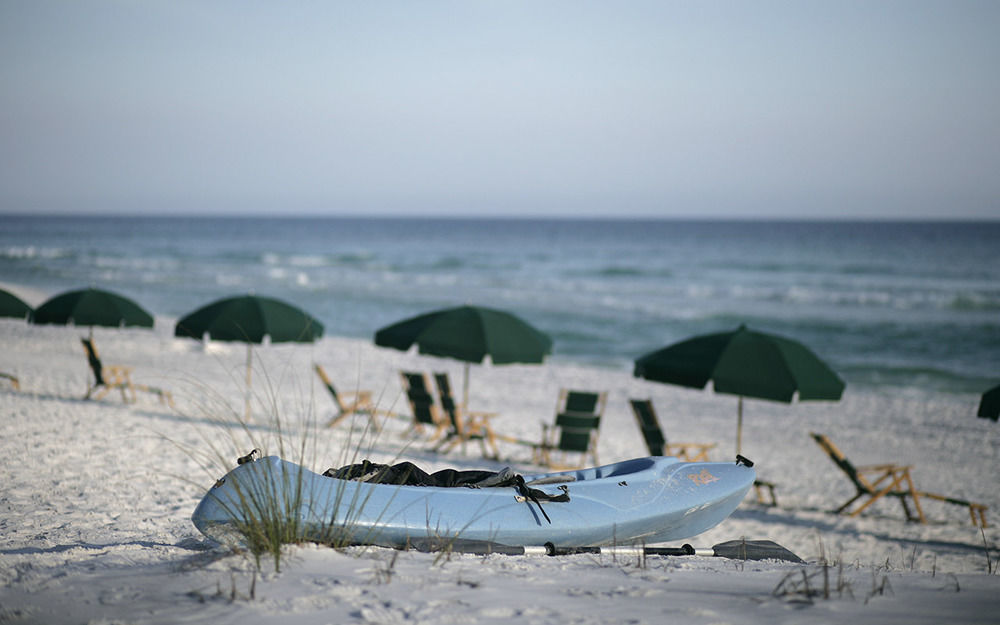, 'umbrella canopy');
374,304,552,408
375,305,551,364
0,288,32,320
31,287,153,330
978,383,1000,422
174,294,324,344
174,294,324,420
634,324,845,455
